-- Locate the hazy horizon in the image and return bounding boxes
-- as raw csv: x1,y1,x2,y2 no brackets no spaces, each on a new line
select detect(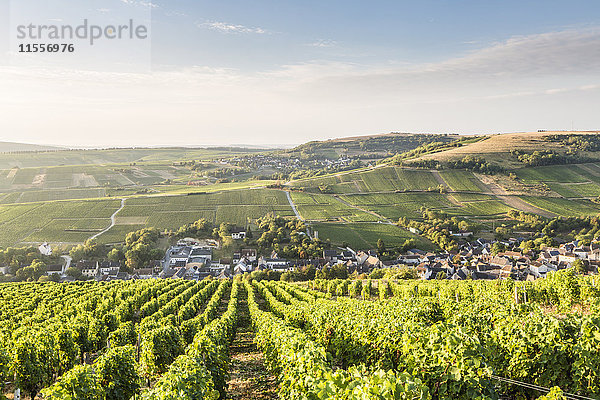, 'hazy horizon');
1,0,599,147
